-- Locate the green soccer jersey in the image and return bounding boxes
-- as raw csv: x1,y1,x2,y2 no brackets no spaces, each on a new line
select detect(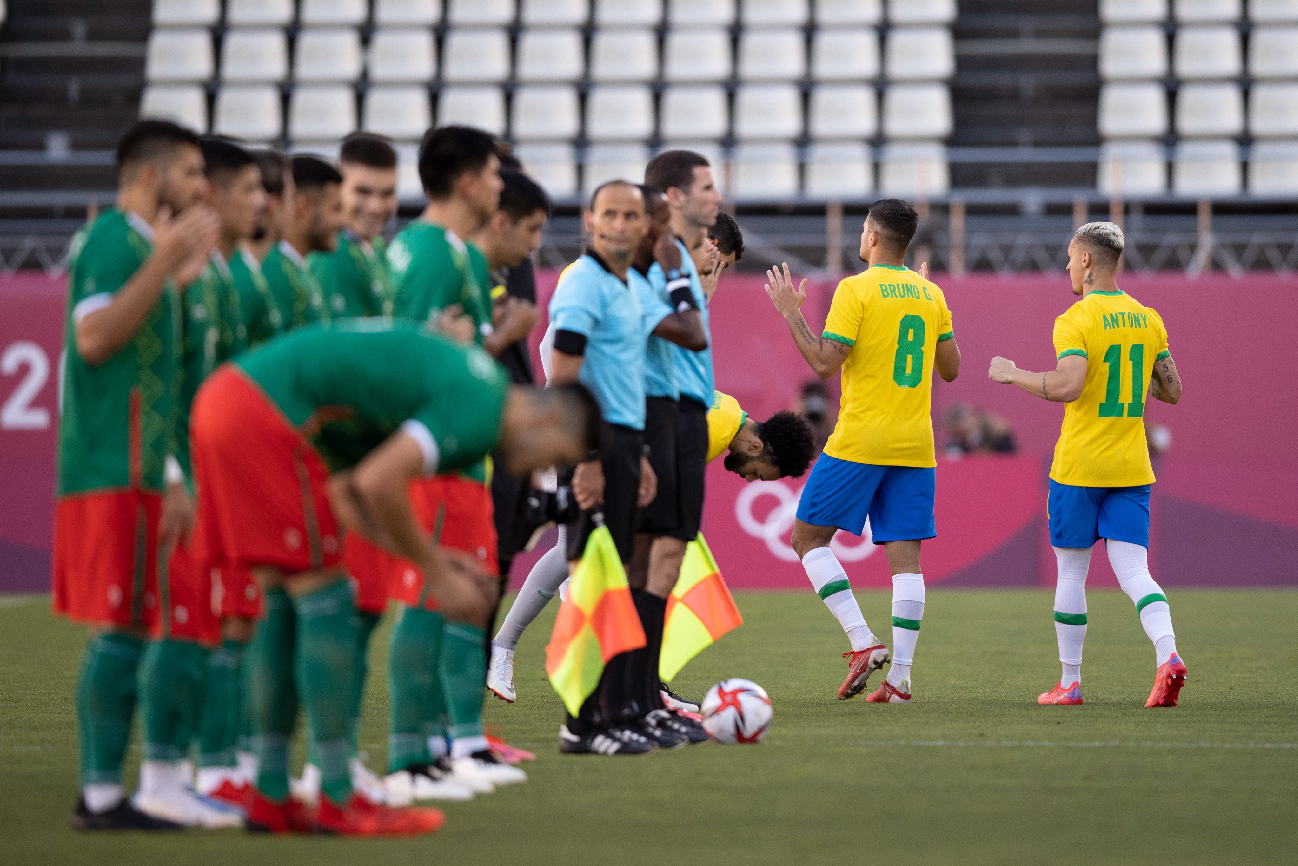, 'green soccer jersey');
58,208,181,496
388,221,493,340
231,245,281,349
309,230,393,318
262,240,329,332
234,320,510,475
